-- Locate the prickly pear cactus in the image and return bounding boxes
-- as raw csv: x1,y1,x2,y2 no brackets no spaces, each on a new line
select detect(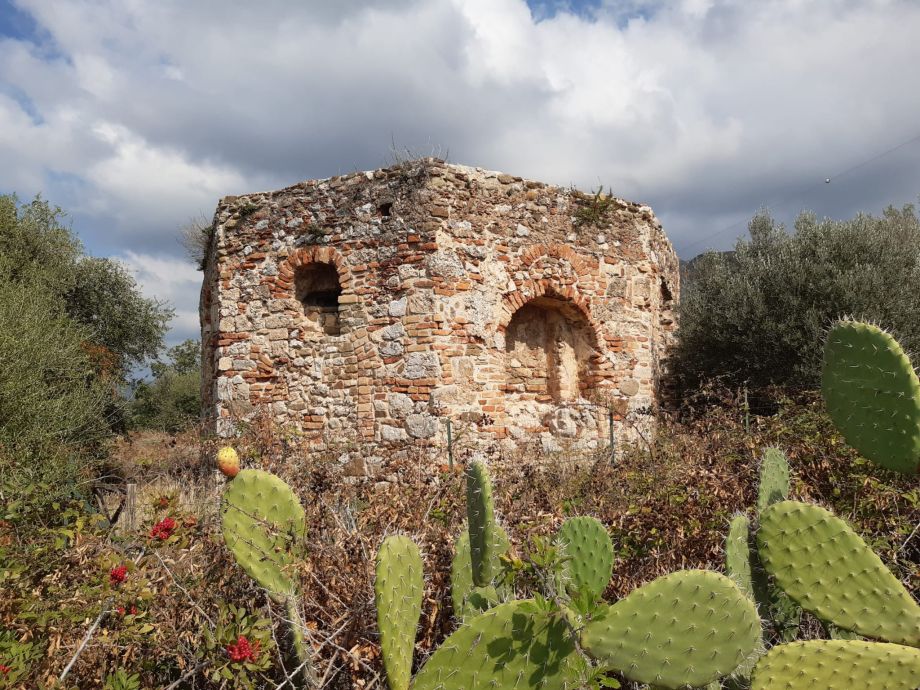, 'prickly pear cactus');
411,599,583,690
375,535,424,690
450,526,510,621
757,500,920,646
751,640,920,690
466,461,500,588
747,447,802,643
556,516,613,600
822,319,920,474
580,570,761,689
220,469,306,601
725,513,754,600
756,447,790,514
